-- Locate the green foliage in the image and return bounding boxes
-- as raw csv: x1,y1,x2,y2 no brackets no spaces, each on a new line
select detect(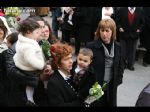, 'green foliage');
89,82,106,99
41,40,51,60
